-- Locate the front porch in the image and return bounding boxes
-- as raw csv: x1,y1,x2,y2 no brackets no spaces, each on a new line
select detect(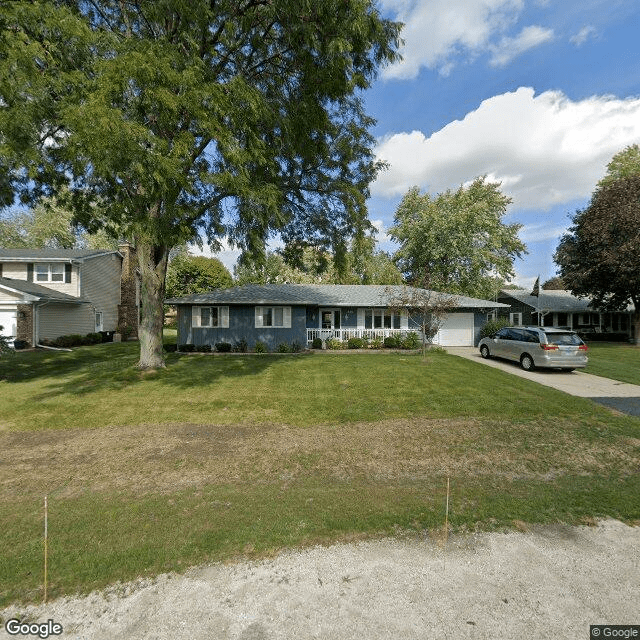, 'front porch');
306,328,418,345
